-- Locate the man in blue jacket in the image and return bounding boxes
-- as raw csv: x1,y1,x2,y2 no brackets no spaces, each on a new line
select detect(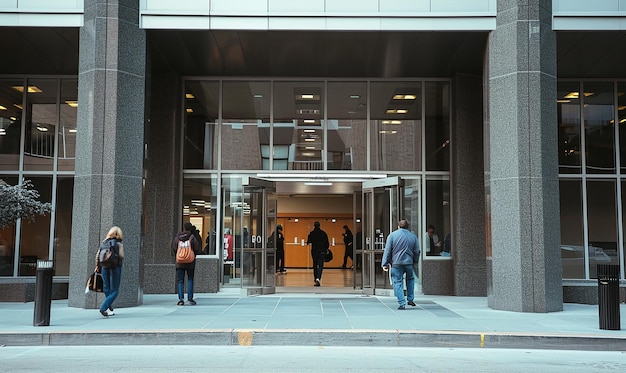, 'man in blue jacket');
381,219,420,310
